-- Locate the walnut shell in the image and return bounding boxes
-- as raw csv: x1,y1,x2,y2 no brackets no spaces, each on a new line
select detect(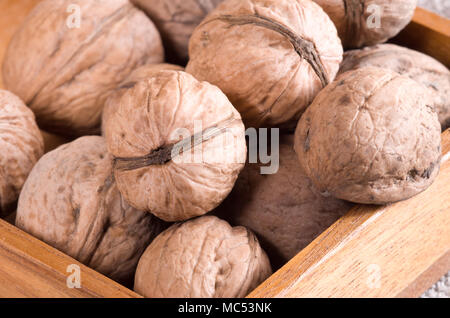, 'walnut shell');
312,0,416,49
102,63,184,134
213,135,353,269
131,0,224,64
294,67,442,204
2,0,164,136
0,90,44,217
103,71,247,222
339,44,450,130
186,0,343,129
121,63,184,86
134,216,272,298
16,136,166,284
